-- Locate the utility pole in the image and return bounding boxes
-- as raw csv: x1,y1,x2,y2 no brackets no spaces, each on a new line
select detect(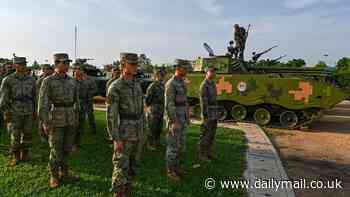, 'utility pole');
74,25,78,60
